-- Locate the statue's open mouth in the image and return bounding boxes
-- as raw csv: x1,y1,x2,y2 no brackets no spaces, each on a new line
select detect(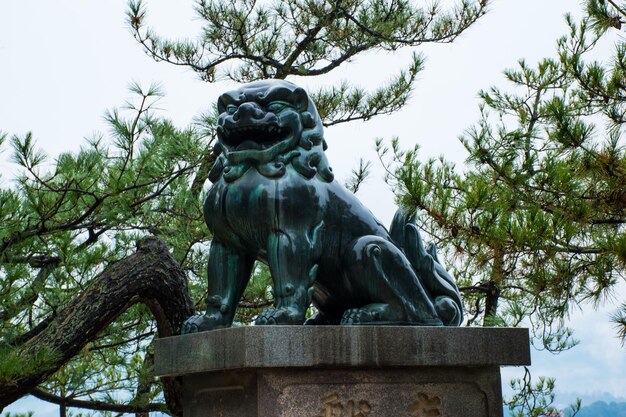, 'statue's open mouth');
220,121,291,152
231,125,290,151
